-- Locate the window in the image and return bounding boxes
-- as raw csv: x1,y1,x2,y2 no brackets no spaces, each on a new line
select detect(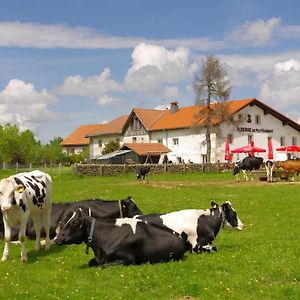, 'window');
280,136,285,146
98,140,102,147
292,137,297,146
173,138,179,145
227,134,233,144
68,148,75,154
247,114,252,123
132,137,137,143
158,139,163,144
238,114,242,122
248,135,253,144
255,115,261,125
